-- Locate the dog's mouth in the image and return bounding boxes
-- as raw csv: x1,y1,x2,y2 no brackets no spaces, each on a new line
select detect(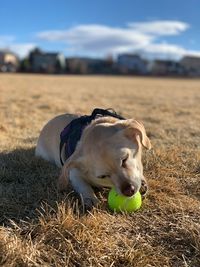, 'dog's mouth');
118,183,147,197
